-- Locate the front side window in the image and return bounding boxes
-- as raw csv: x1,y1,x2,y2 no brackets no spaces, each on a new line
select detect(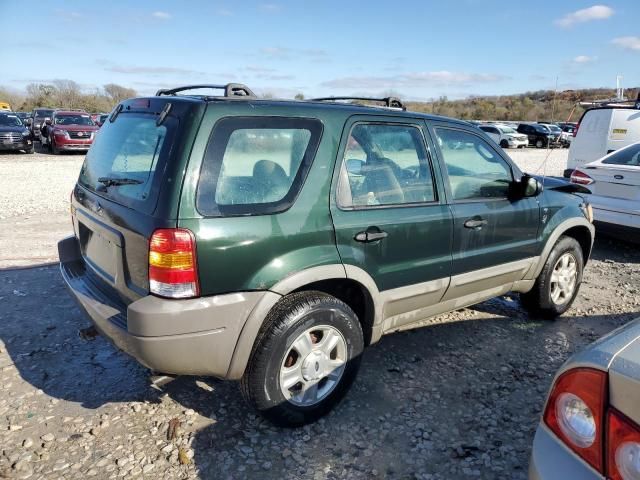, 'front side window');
338,123,436,207
197,117,323,216
602,143,640,166
435,128,513,201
